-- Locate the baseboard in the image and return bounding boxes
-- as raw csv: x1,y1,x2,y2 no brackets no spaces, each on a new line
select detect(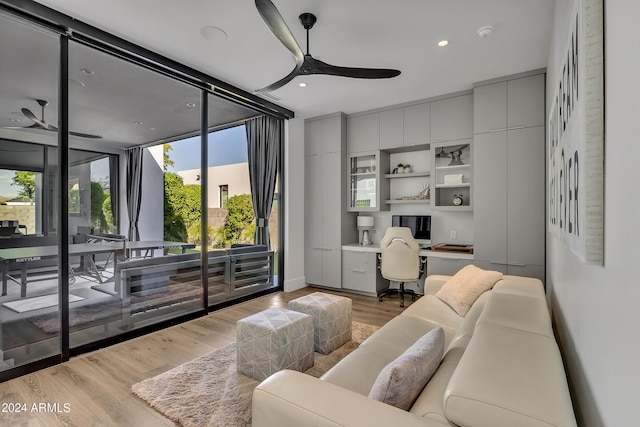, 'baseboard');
283,276,306,292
